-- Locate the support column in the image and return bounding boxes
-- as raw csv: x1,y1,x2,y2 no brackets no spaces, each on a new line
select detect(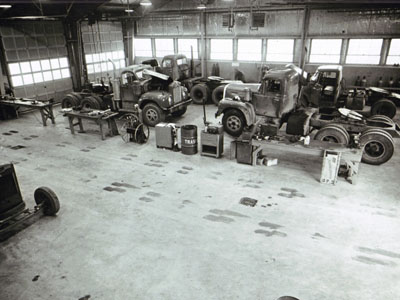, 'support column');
121,20,133,66
63,20,83,91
